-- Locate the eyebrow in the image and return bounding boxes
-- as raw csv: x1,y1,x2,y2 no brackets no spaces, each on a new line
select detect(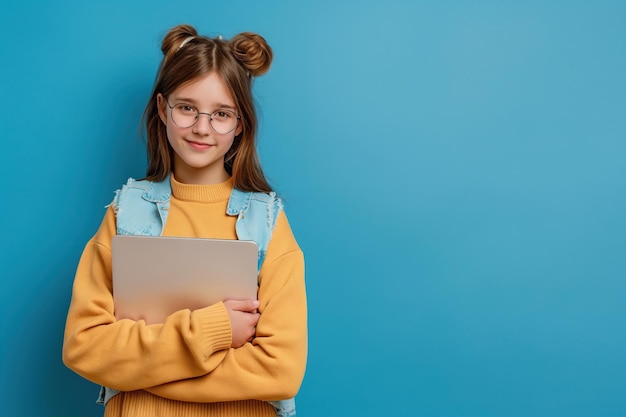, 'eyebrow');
171,96,237,111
